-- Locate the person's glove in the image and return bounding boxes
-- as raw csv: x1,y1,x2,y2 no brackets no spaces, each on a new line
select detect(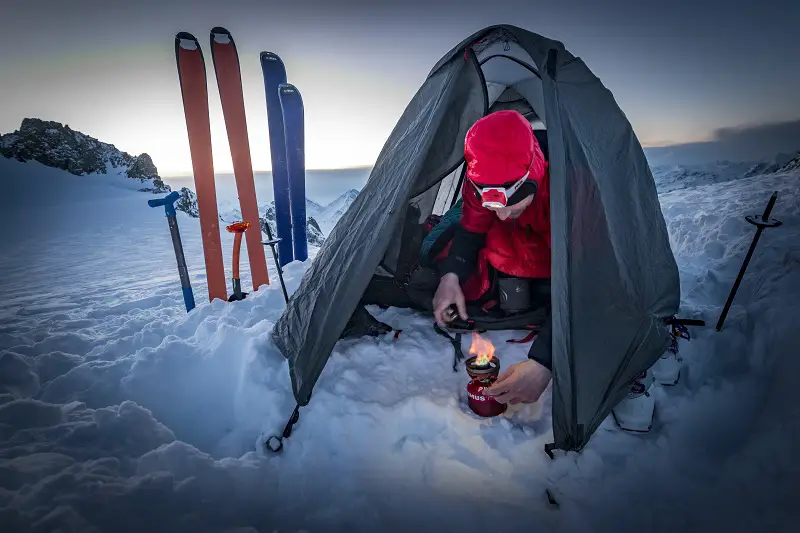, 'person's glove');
433,272,467,326
482,359,552,404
